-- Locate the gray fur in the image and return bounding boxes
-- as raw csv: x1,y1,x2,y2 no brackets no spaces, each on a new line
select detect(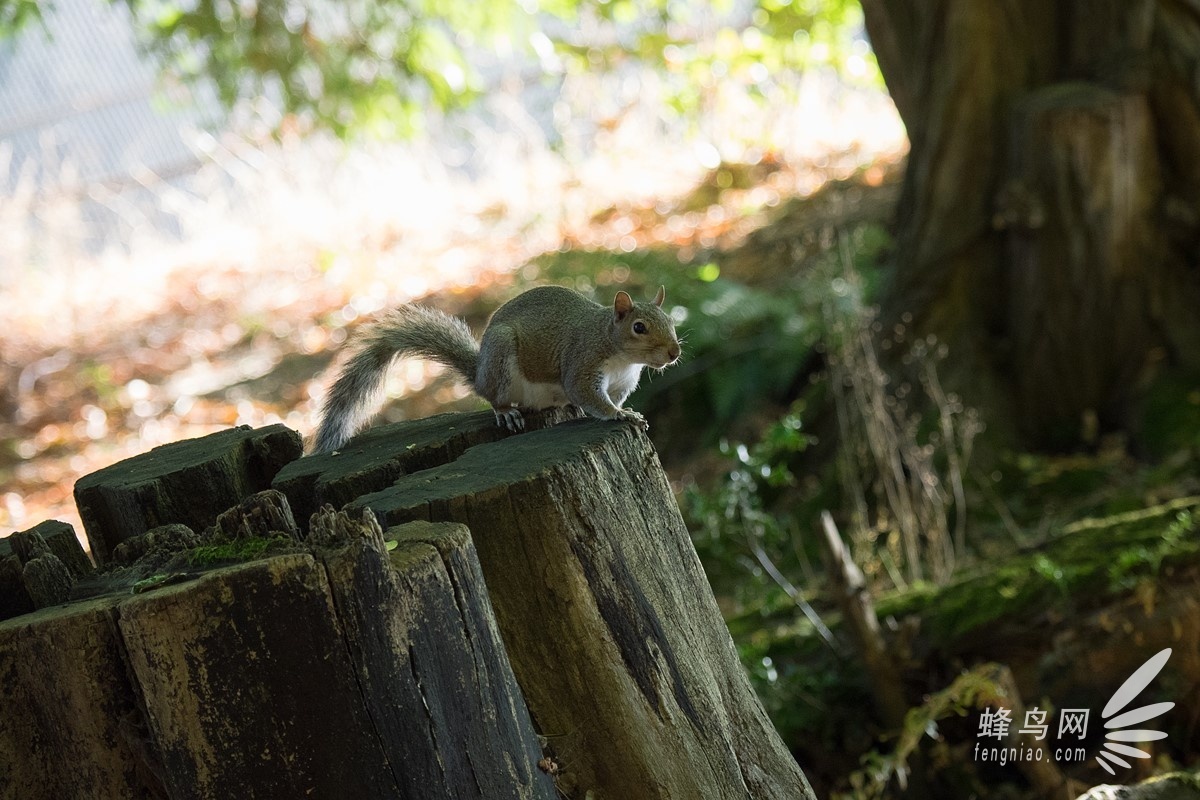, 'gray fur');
311,305,478,453
474,323,517,406
311,285,680,453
